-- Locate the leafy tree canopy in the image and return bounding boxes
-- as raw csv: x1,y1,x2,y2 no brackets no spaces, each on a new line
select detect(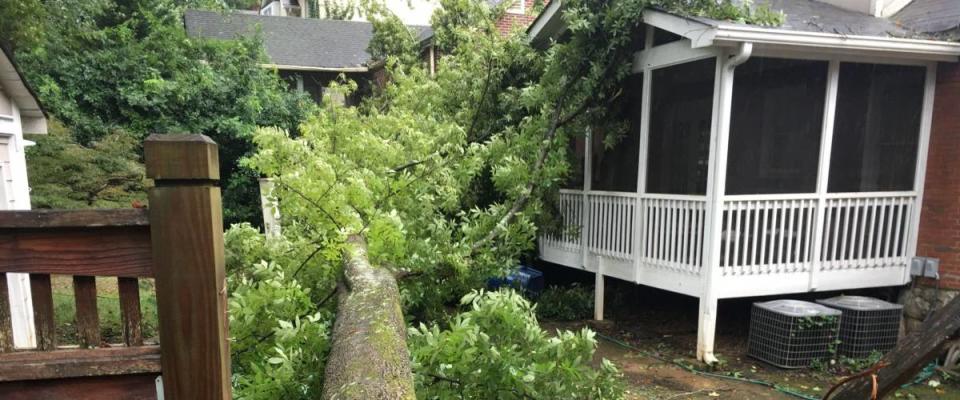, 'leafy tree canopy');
231,0,781,398
13,0,311,224
25,120,147,209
